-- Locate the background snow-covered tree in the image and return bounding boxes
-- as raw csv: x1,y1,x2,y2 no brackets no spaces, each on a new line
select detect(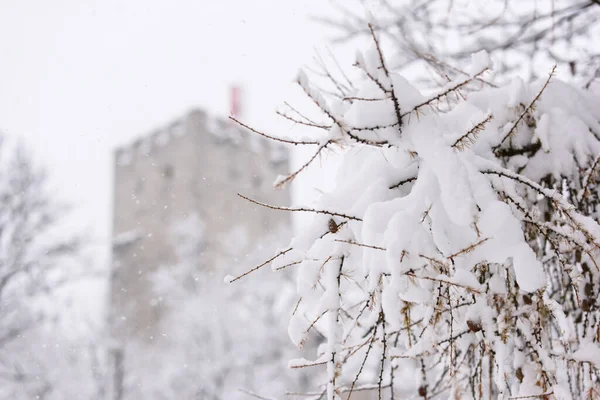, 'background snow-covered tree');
118,213,313,399
0,136,103,399
229,22,600,400
321,0,600,86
